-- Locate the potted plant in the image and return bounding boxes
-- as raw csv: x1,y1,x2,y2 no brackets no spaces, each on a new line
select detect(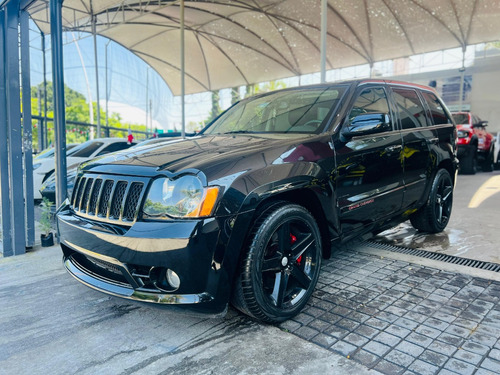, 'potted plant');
40,197,54,247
